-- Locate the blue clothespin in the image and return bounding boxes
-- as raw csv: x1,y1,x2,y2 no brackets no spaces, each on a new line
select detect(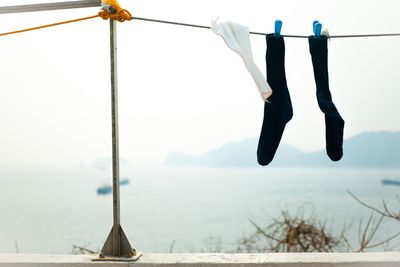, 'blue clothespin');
274,19,282,37
313,20,322,37
312,20,319,35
